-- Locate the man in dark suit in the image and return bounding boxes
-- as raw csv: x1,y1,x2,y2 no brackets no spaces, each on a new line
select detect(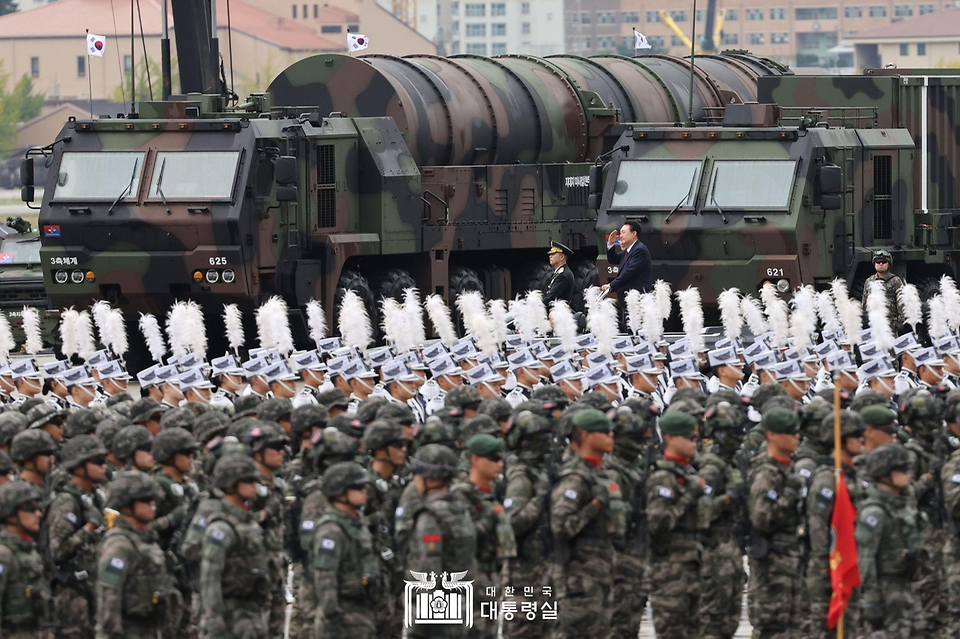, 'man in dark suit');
601,220,652,306
544,241,575,305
